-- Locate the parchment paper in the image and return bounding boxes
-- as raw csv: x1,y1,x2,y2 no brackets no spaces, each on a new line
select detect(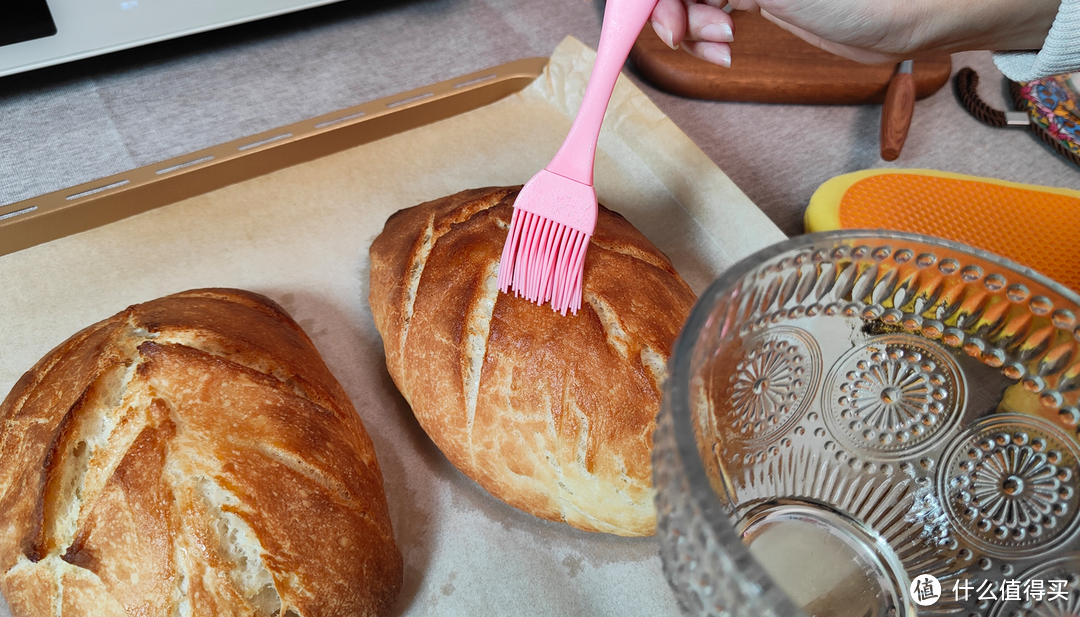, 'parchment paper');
0,37,784,616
